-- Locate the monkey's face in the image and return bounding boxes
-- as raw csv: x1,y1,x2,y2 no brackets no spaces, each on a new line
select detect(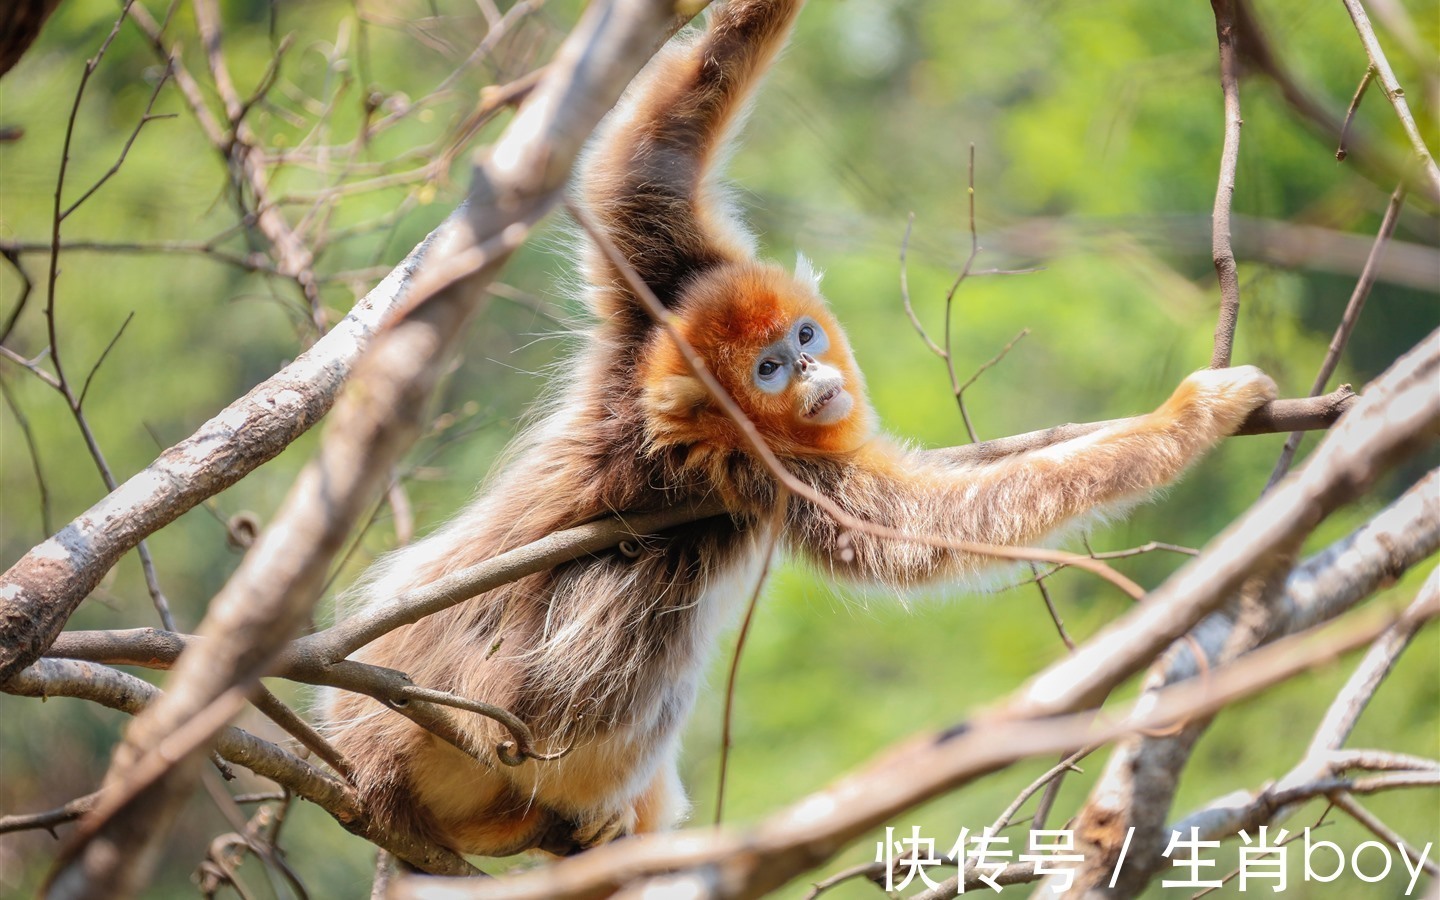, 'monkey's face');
640,262,875,457
750,316,854,427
